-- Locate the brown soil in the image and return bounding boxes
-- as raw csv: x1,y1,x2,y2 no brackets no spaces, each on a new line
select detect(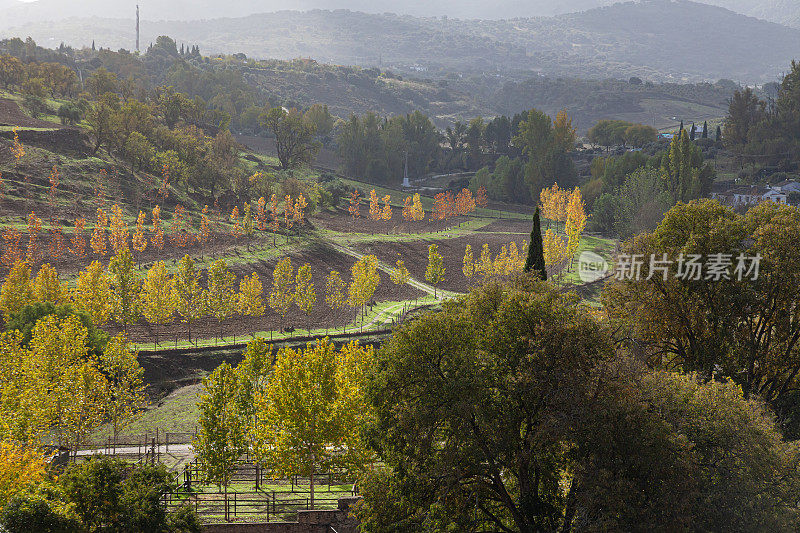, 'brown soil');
109,241,425,344
0,98,64,129
353,229,531,294
315,207,478,235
